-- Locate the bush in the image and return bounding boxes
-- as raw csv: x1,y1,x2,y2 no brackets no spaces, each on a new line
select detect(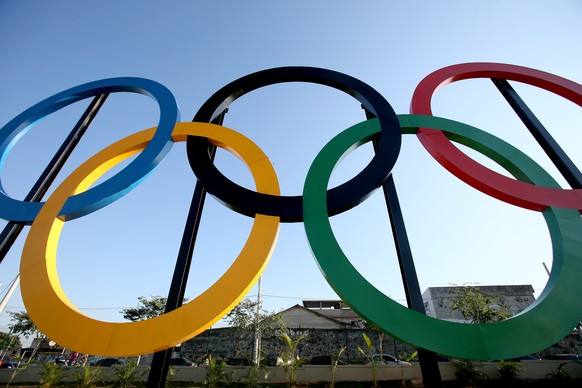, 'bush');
452,358,486,386
204,358,230,387
498,360,523,382
39,362,67,388
112,361,145,388
547,362,571,380
72,365,106,387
